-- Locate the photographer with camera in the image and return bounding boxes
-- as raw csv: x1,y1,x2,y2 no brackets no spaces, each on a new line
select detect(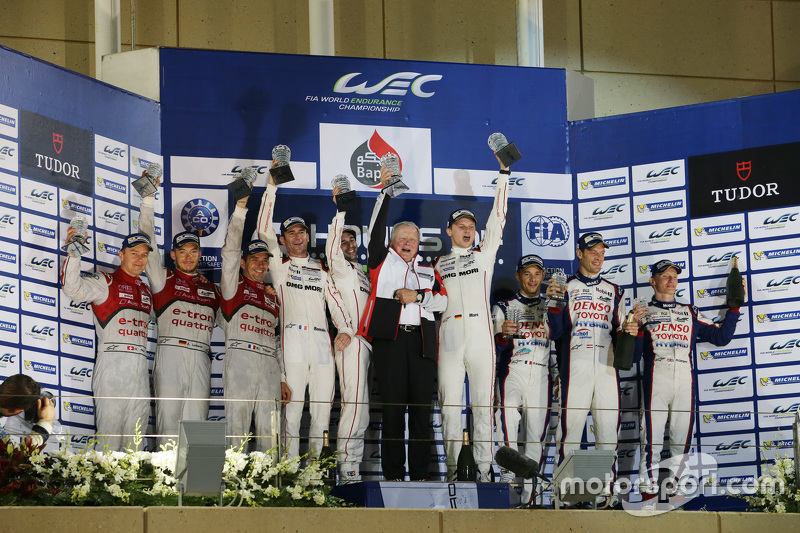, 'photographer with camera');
0,374,56,446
